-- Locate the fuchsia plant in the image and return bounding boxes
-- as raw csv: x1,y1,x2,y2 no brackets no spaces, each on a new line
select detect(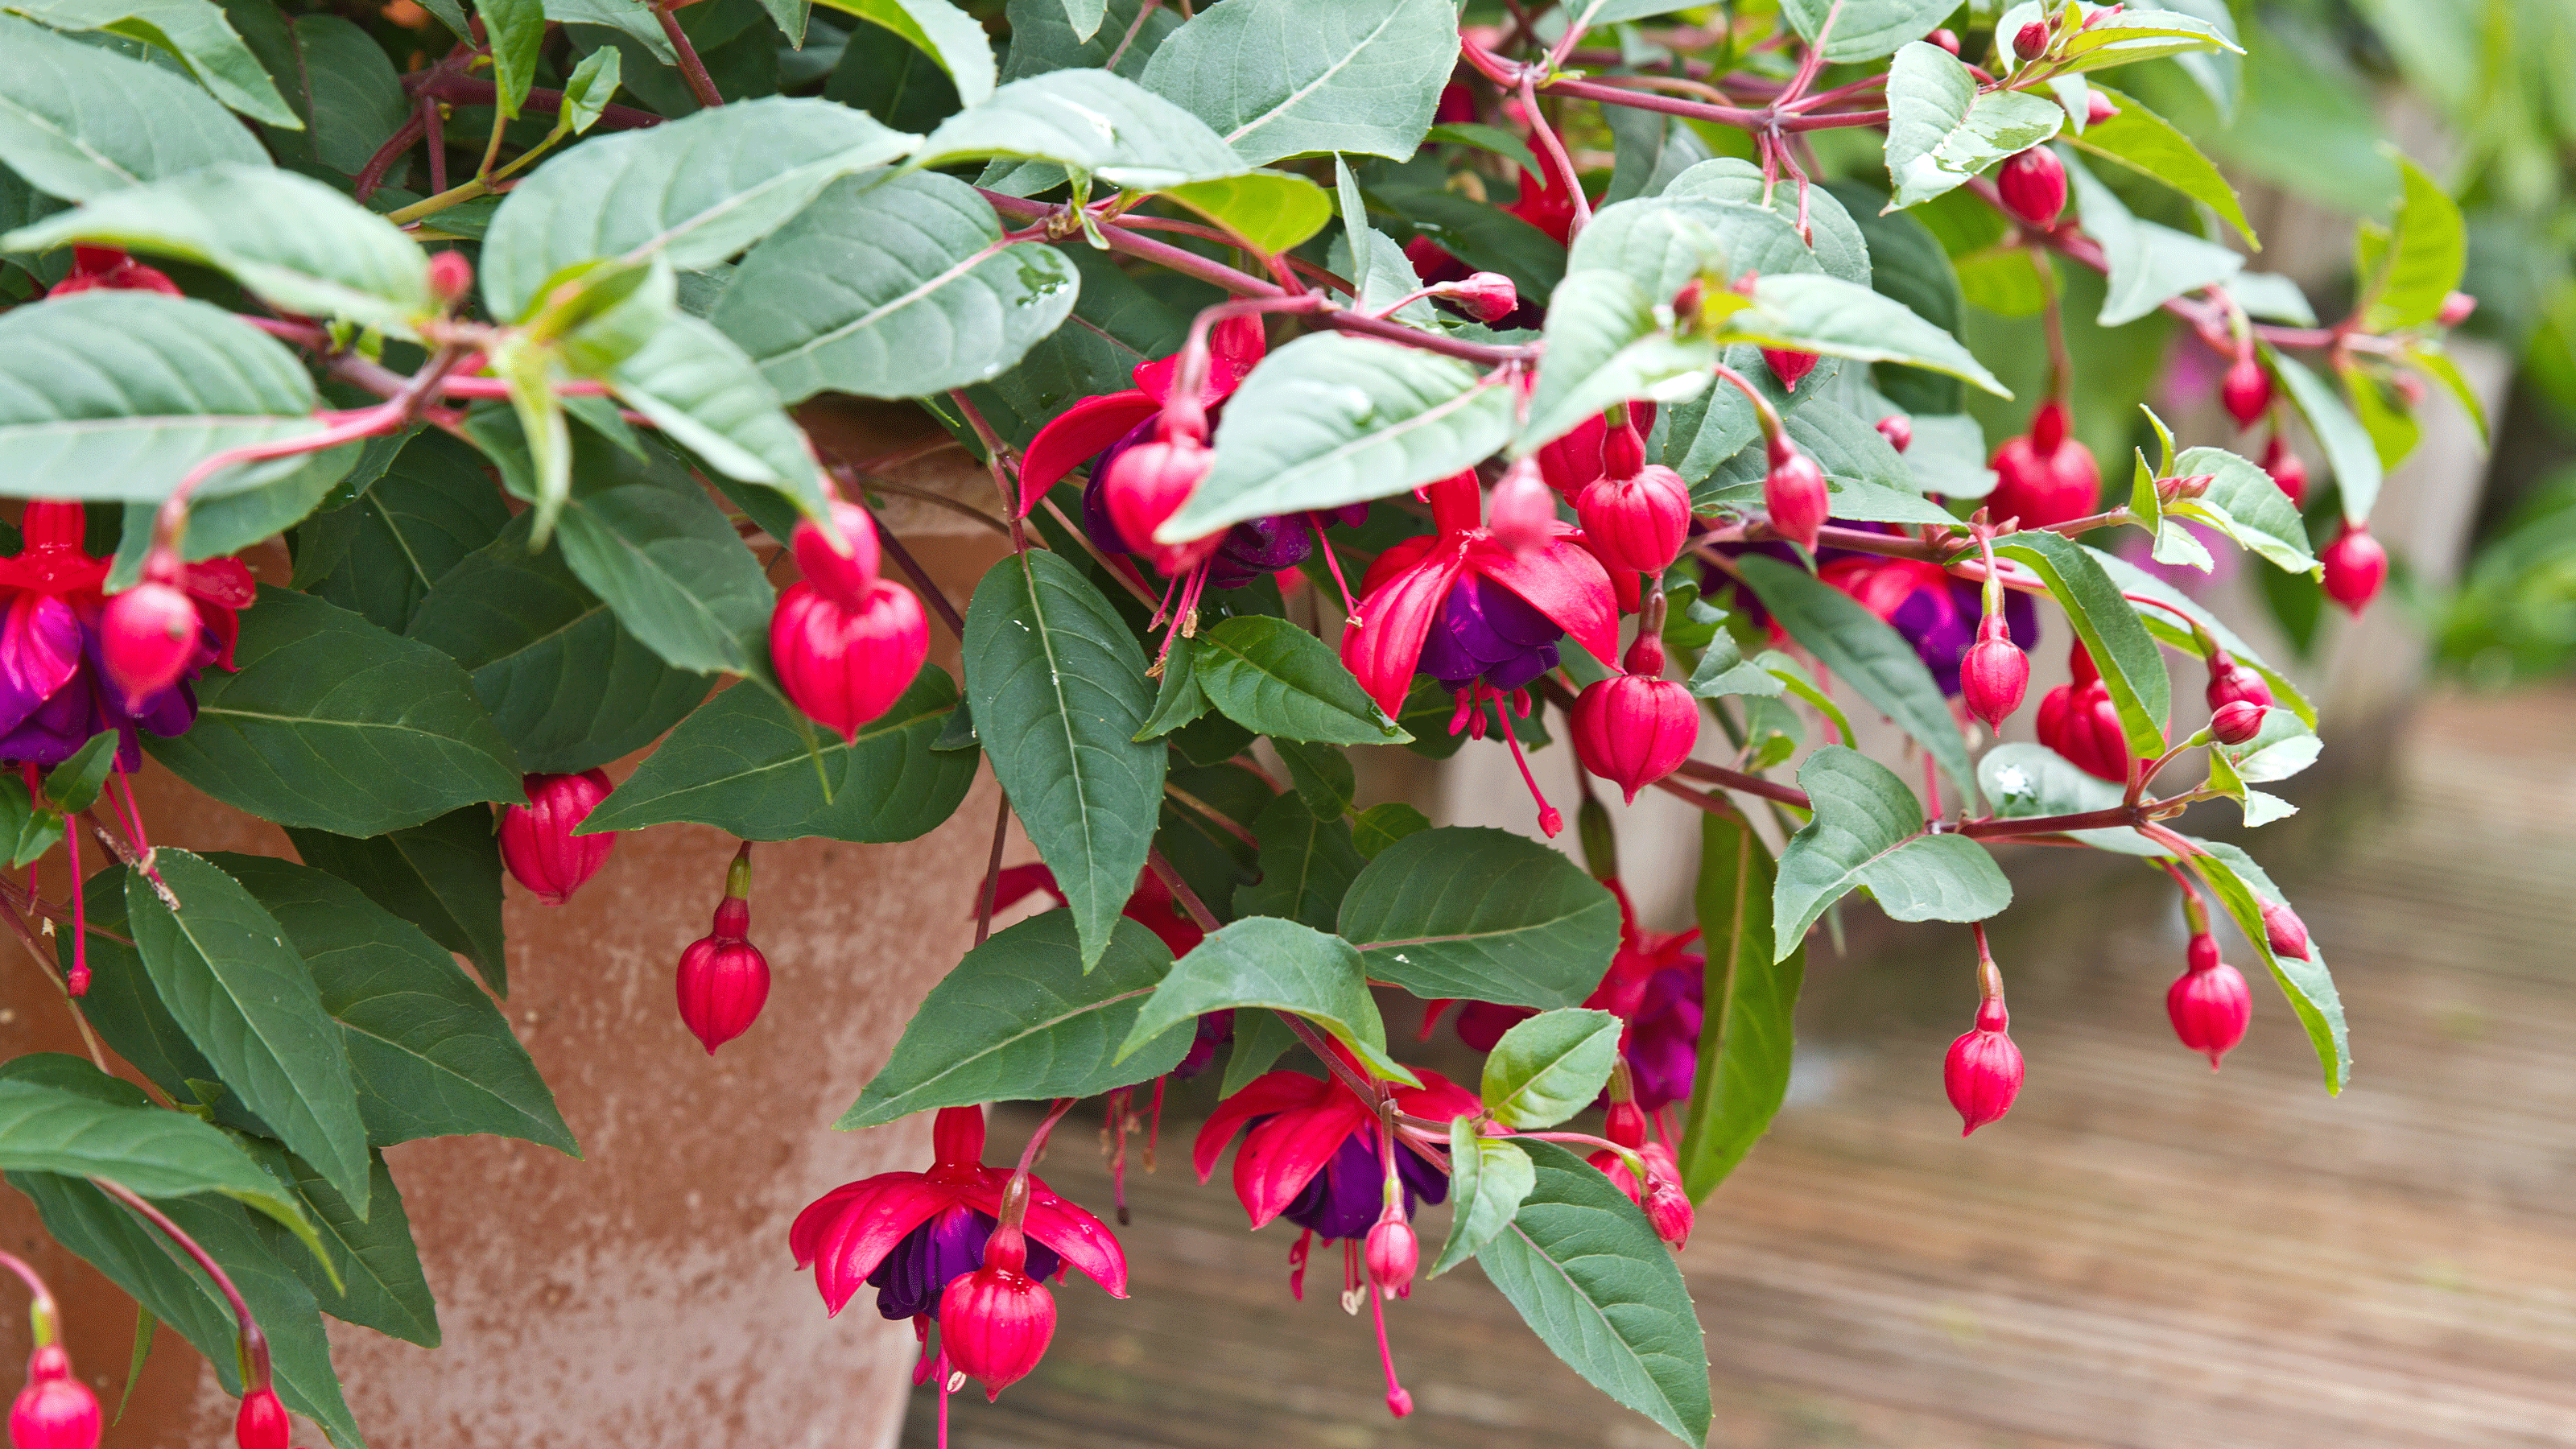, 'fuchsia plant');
0,0,2488,1442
